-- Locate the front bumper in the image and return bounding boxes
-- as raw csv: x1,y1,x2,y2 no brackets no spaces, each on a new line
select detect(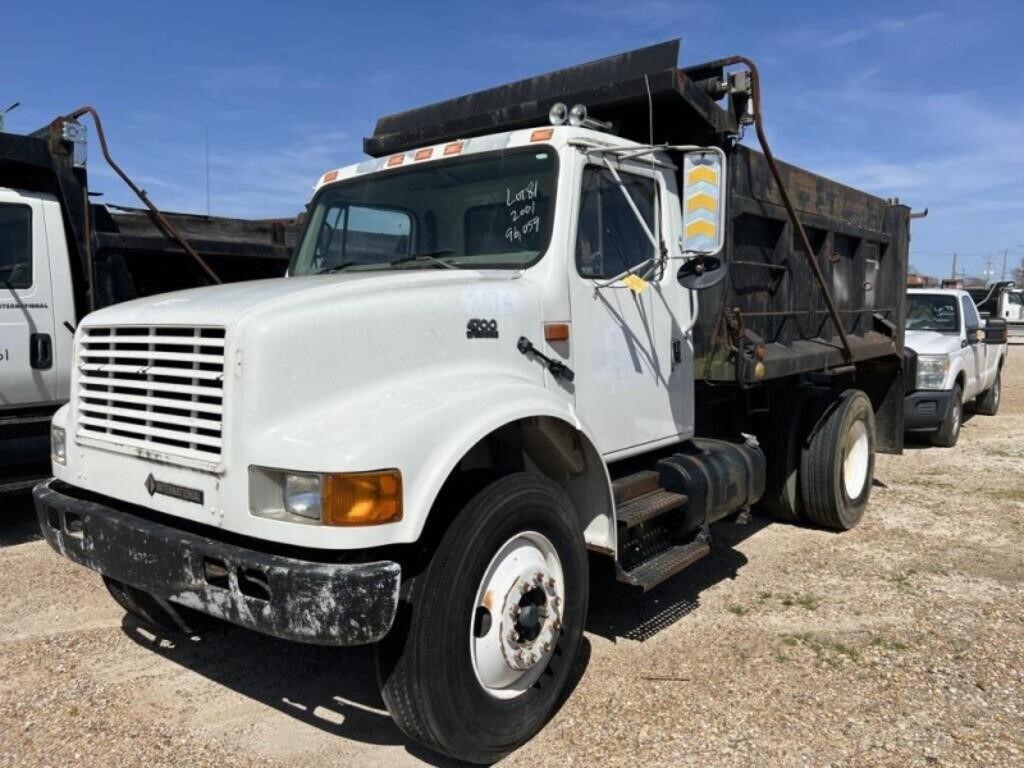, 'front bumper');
33,480,401,645
904,389,954,432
